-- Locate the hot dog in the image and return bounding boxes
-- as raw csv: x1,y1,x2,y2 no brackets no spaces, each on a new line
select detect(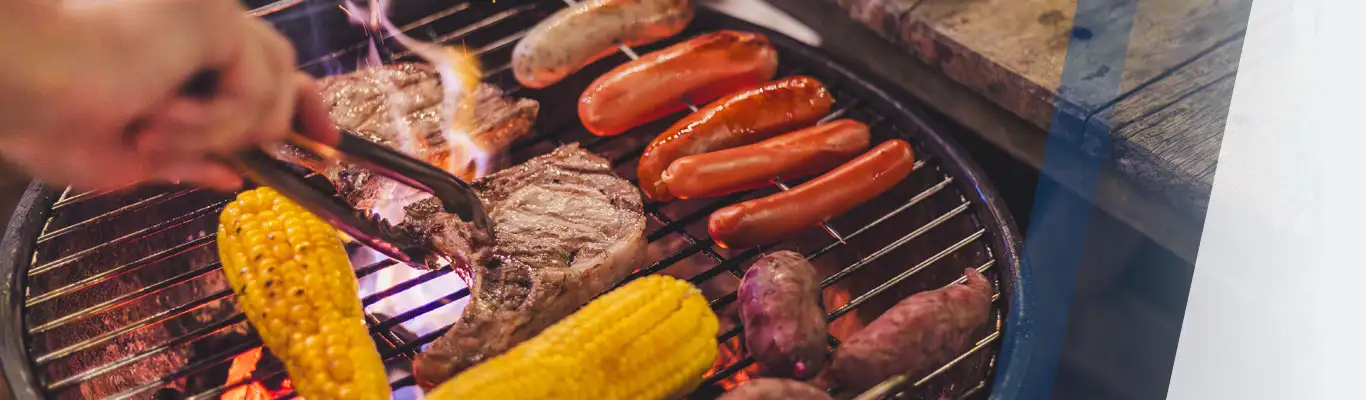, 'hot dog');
740,251,829,380
718,378,834,400
579,30,778,136
638,76,834,202
708,139,914,249
819,268,992,392
512,0,694,89
661,119,870,199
